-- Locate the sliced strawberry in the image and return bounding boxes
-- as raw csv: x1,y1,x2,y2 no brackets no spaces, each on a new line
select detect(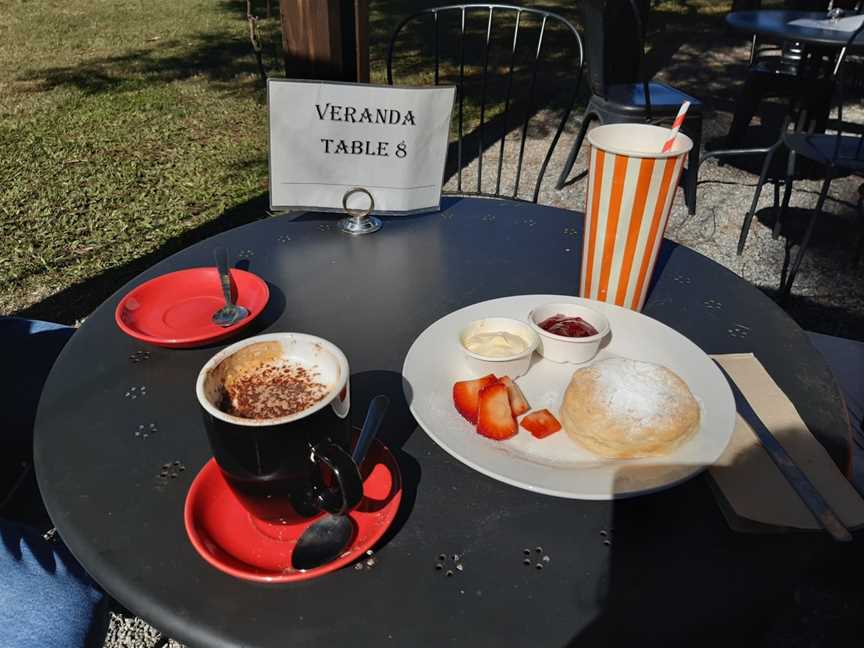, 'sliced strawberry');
453,374,498,424
521,409,562,439
476,382,518,440
499,376,530,417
